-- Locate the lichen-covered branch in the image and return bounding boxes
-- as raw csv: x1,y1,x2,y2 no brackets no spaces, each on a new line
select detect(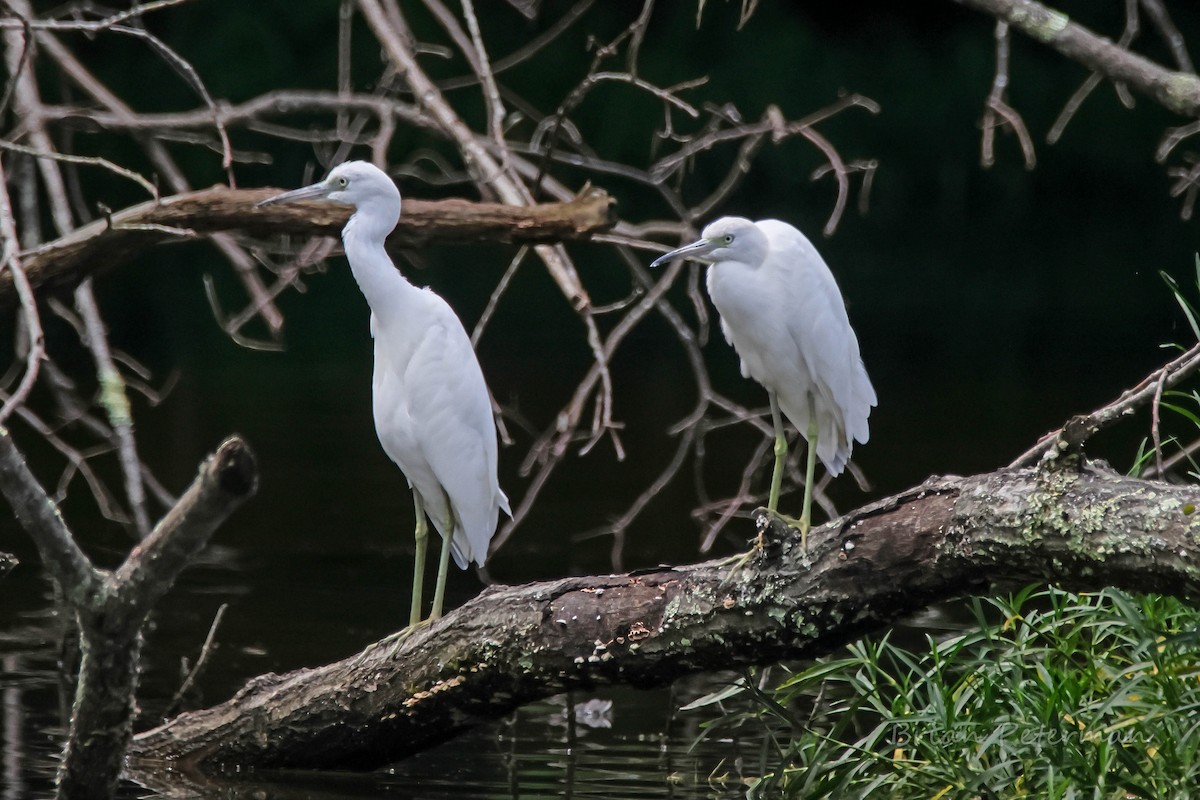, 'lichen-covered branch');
956,0,1200,117
130,459,1200,774
0,186,615,308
